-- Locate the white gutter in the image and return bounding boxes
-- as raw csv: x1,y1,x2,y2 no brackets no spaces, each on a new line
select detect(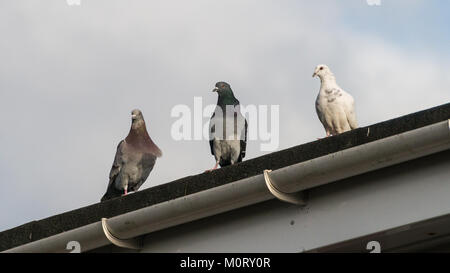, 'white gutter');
4,120,450,253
